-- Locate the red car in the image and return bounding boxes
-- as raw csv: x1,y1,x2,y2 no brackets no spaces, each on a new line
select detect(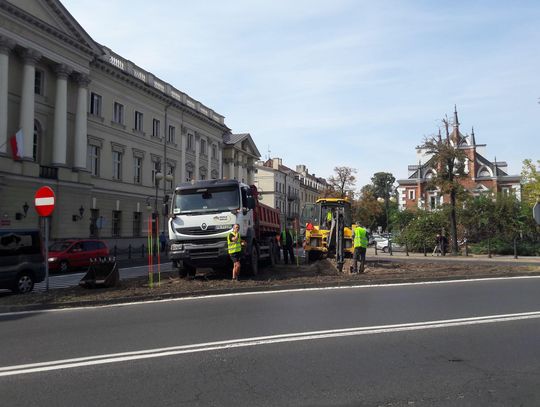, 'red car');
48,240,109,272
